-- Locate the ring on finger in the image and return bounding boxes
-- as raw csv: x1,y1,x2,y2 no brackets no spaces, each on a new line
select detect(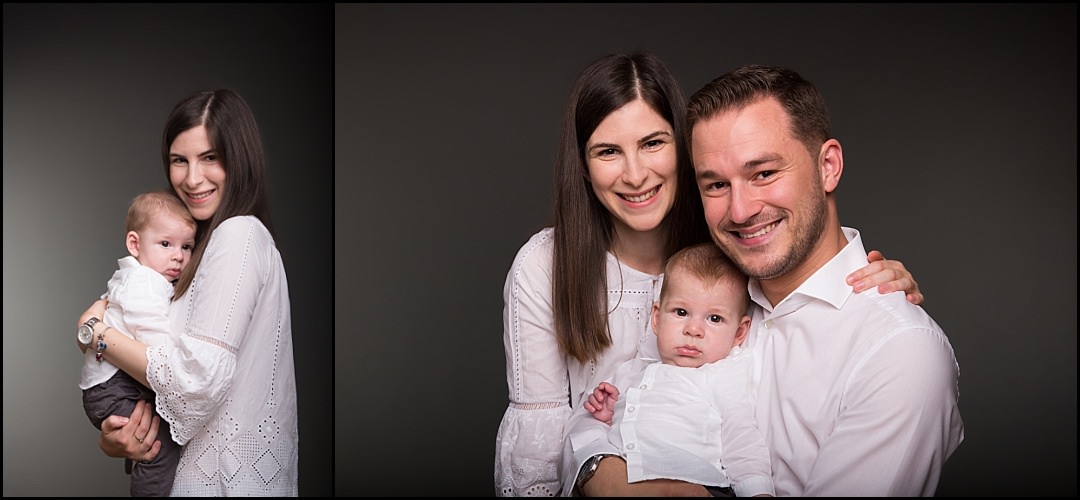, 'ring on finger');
135,434,144,443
